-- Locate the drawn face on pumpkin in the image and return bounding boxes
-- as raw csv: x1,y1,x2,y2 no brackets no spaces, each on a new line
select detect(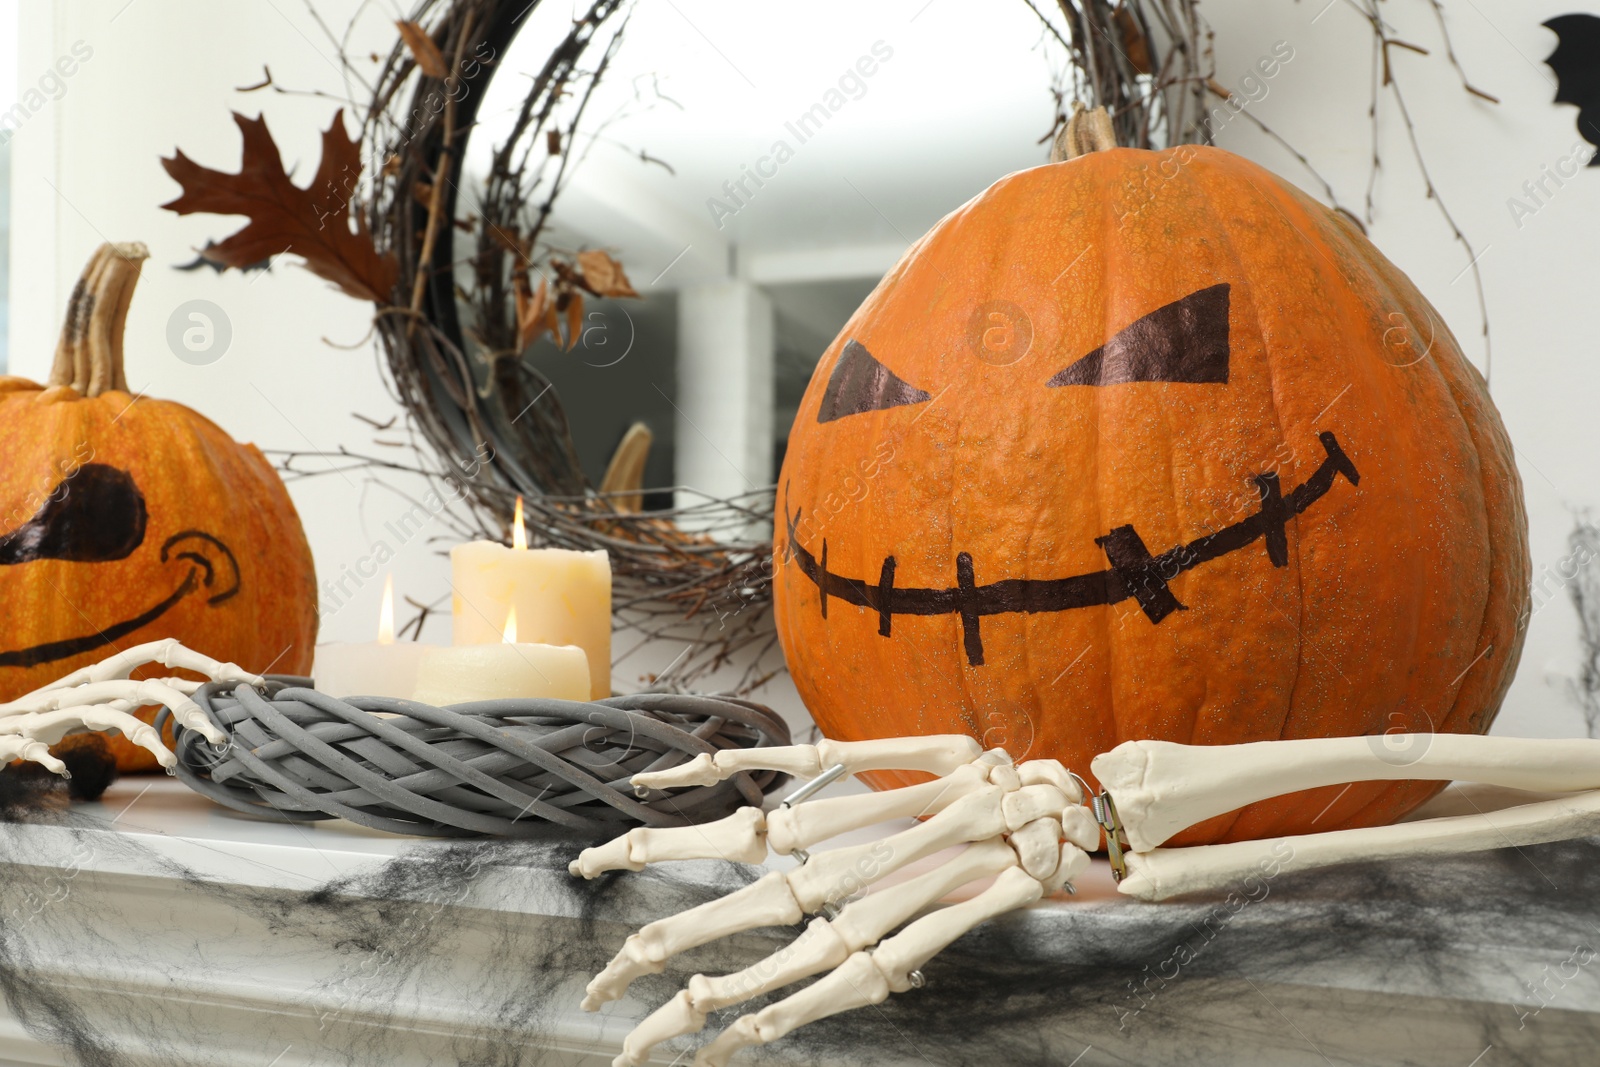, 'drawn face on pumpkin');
783,283,1360,668
772,145,1528,846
